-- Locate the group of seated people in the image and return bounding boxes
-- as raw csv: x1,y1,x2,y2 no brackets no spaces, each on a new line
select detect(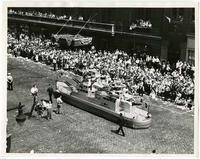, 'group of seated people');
7,31,194,109
130,19,152,30
34,99,53,120
8,9,83,21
